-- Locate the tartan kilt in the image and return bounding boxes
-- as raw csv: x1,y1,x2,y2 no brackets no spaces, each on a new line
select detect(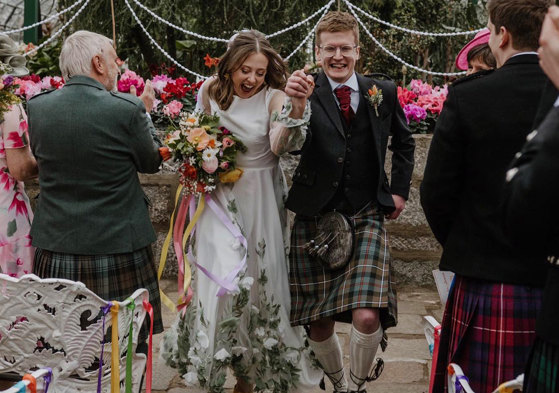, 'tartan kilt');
33,246,163,338
524,336,559,393
432,275,543,393
288,204,397,329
